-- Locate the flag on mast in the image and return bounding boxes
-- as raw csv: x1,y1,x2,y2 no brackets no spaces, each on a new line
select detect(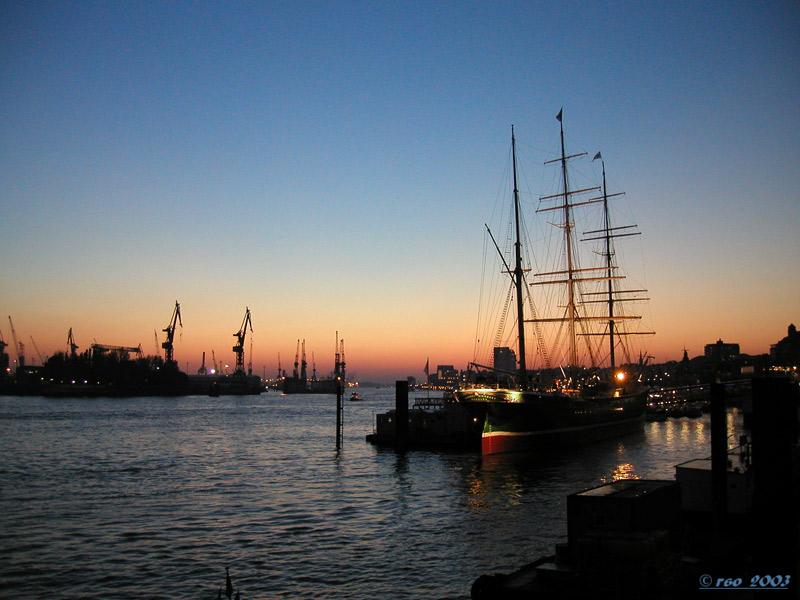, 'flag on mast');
556,108,562,122
423,358,429,376
593,151,602,161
